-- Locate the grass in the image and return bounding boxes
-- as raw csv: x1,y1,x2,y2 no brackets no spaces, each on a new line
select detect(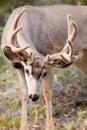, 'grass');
0,113,20,130
54,65,87,88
